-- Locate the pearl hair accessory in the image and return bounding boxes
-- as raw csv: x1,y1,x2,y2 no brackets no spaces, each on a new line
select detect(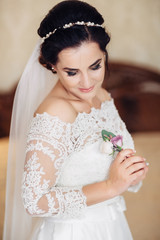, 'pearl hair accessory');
42,21,104,42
